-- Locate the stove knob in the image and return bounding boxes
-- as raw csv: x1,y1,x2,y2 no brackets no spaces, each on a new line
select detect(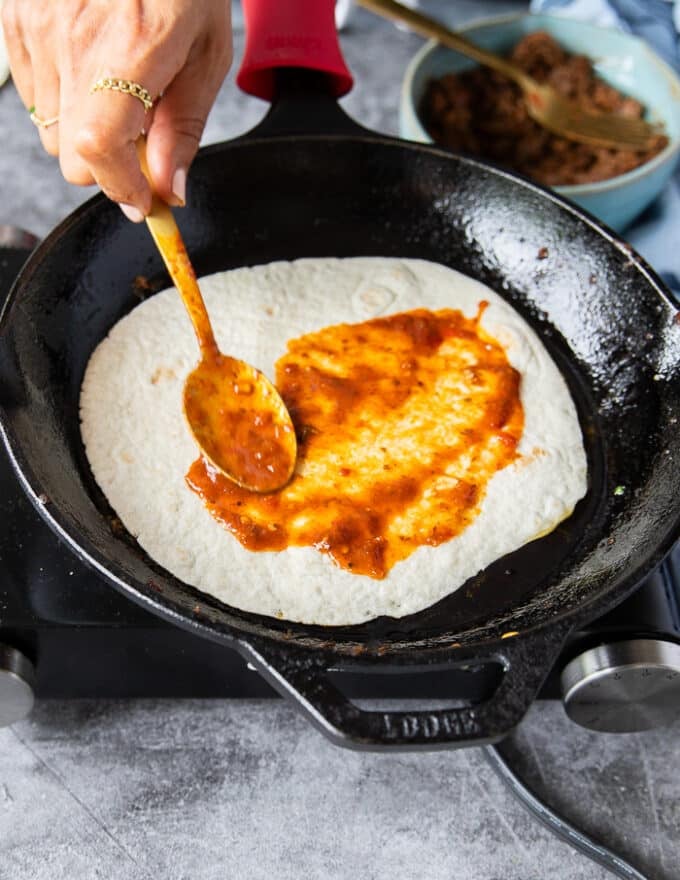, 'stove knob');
561,638,680,733
0,644,35,727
